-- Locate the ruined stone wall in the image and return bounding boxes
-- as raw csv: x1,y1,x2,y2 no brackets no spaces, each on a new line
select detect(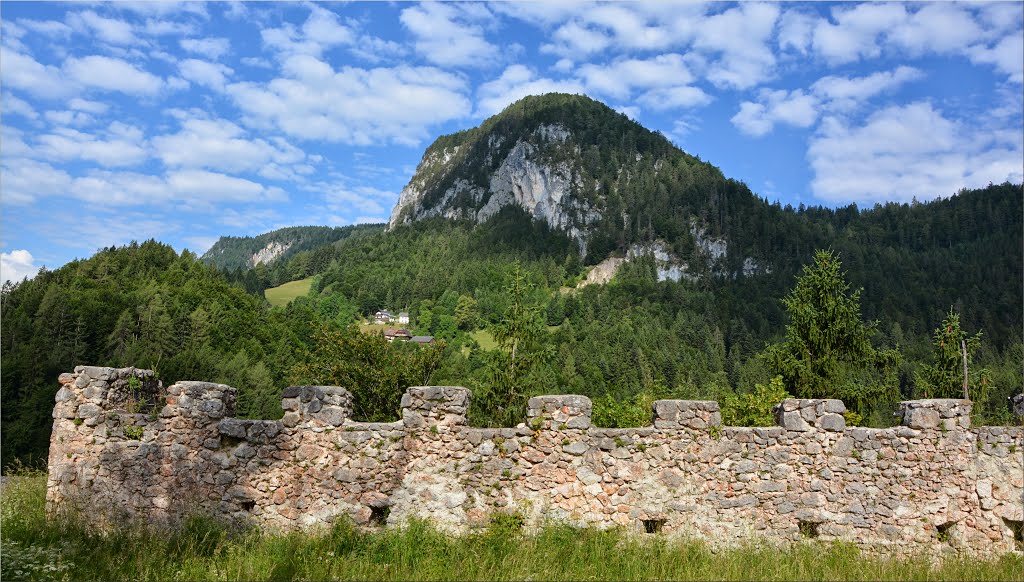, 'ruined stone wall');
48,366,1024,555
